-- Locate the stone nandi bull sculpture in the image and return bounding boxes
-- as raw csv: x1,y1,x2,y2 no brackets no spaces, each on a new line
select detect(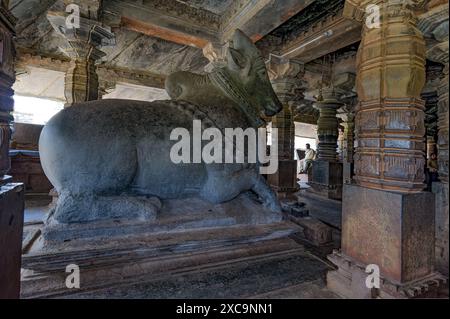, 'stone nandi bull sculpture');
39,30,283,224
